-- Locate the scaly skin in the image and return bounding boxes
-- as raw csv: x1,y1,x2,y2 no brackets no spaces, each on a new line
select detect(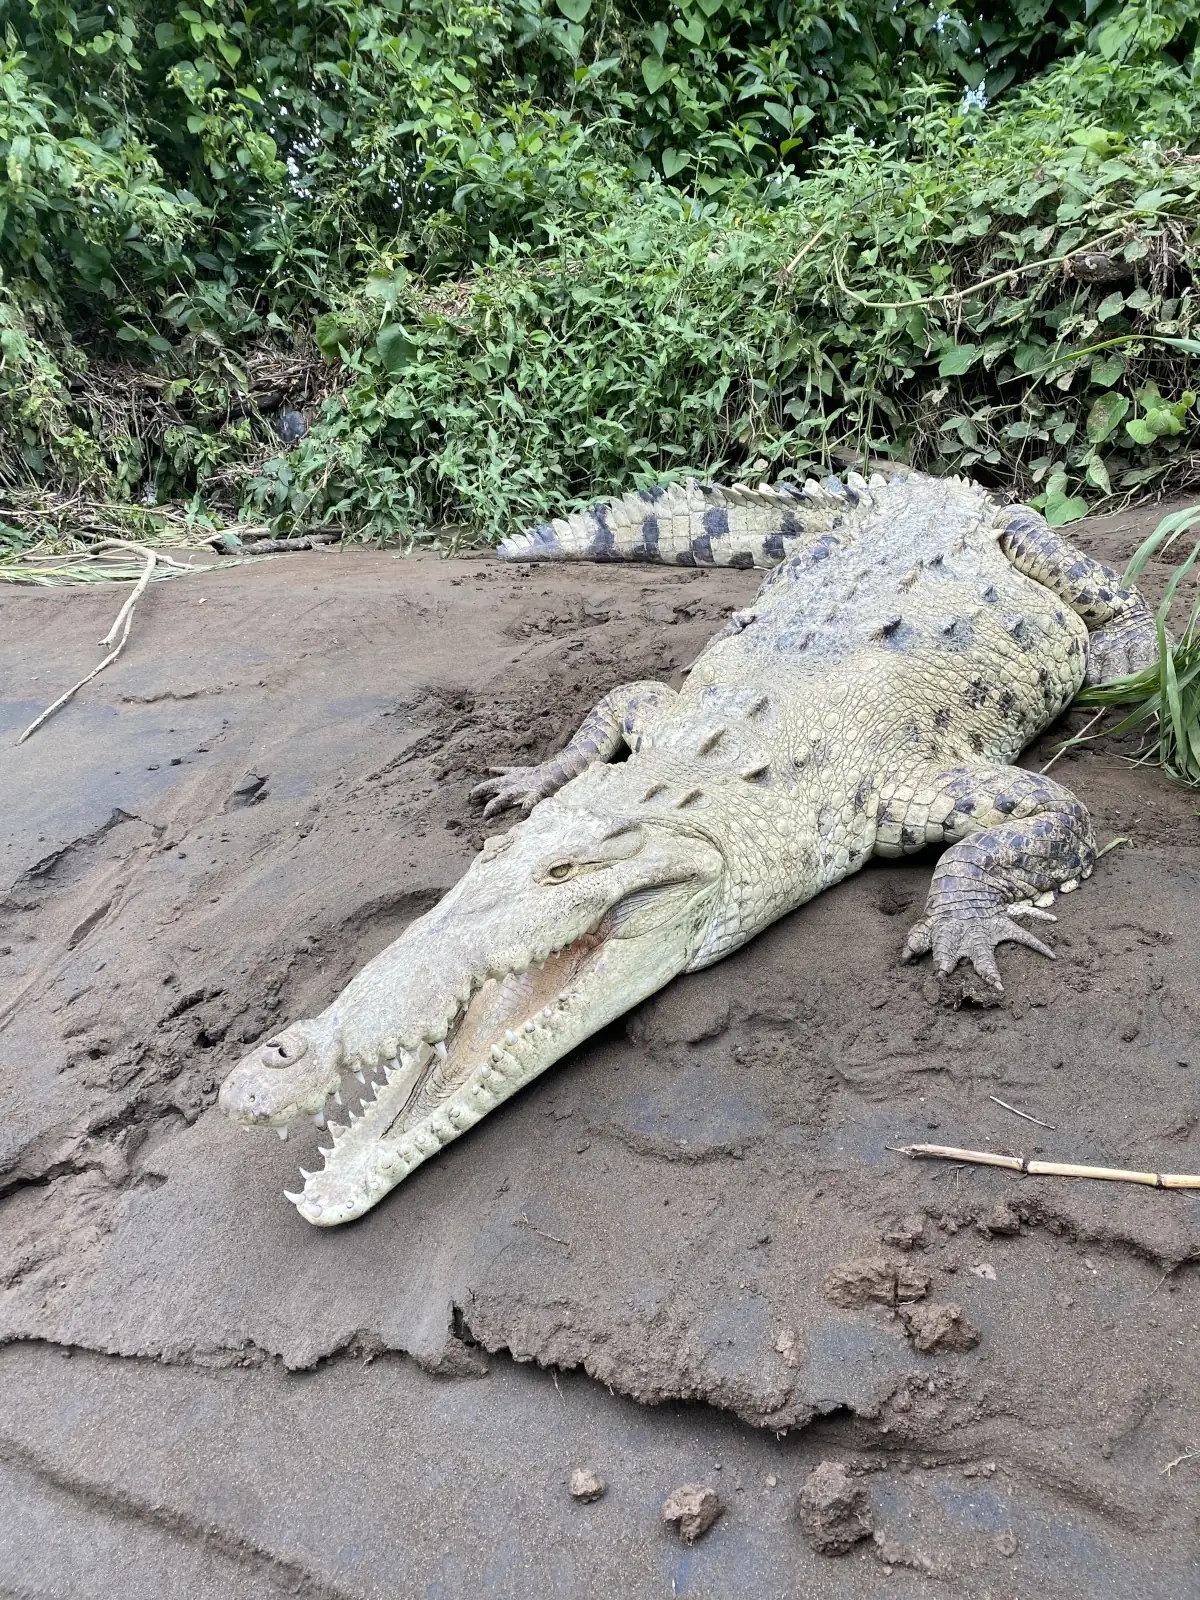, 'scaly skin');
220,470,1158,1224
